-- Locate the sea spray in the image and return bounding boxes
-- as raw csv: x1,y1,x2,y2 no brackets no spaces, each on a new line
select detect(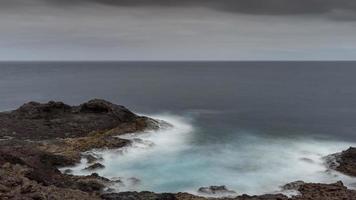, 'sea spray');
61,113,356,195
60,113,194,191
